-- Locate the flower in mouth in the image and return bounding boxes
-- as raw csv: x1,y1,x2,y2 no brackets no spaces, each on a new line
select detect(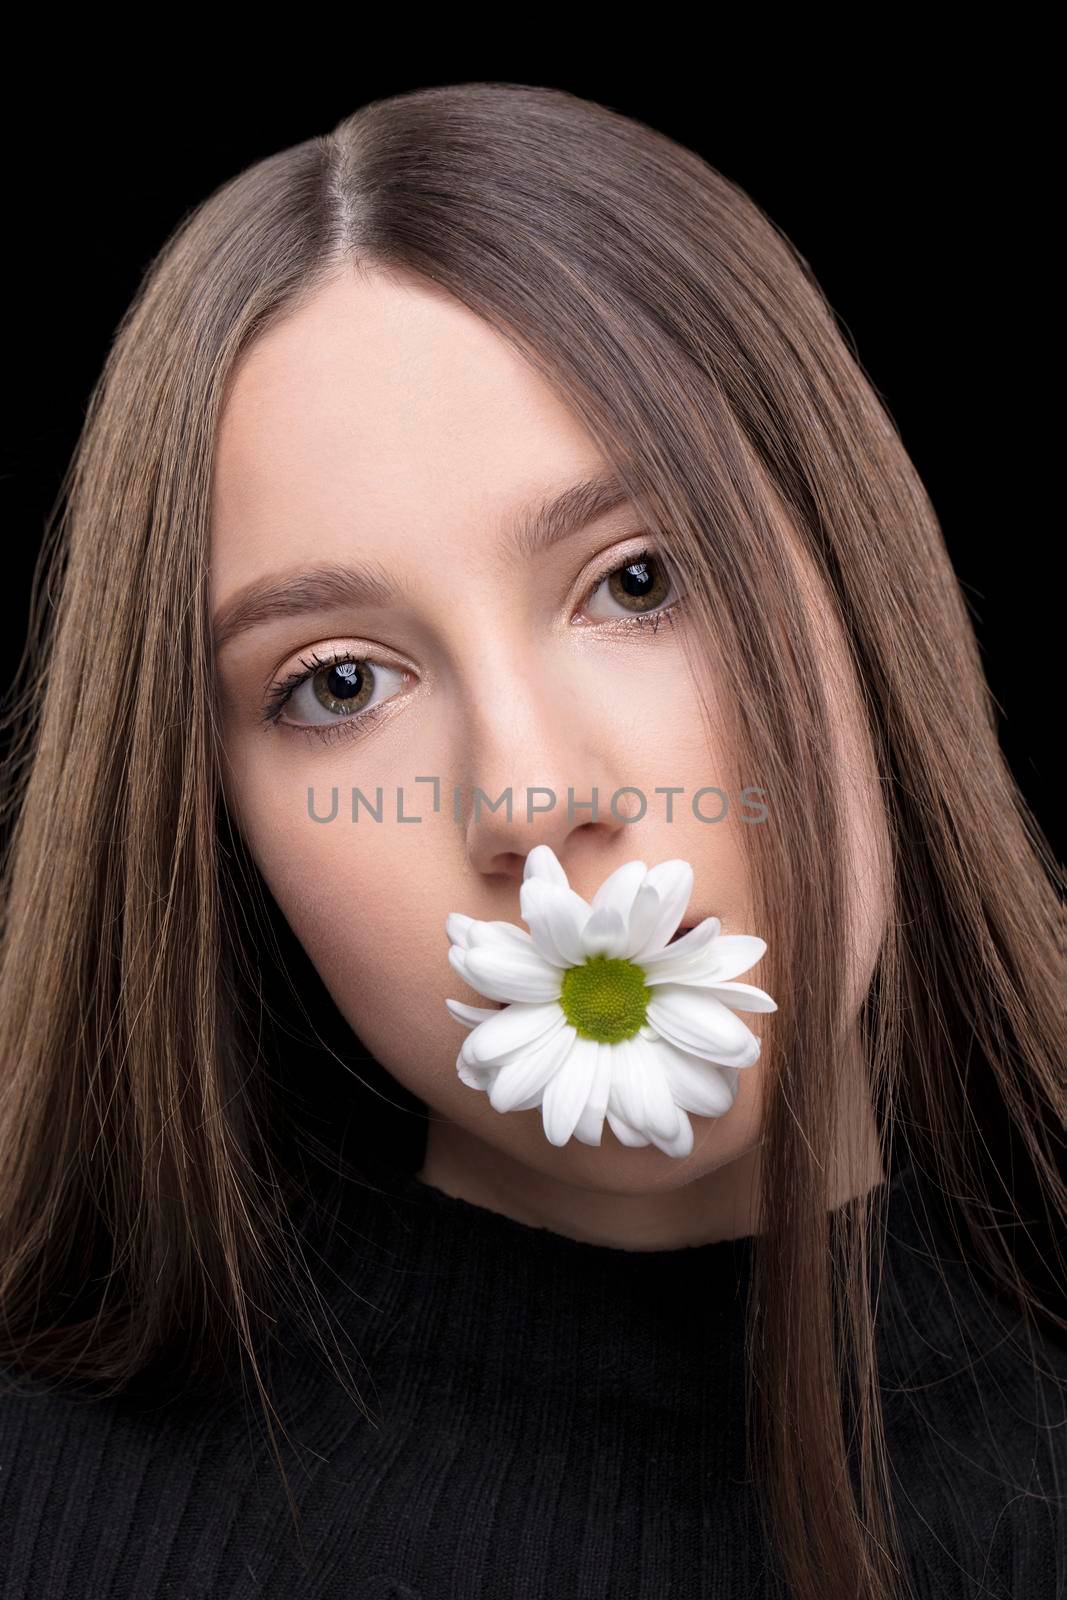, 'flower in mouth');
444,845,776,1159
